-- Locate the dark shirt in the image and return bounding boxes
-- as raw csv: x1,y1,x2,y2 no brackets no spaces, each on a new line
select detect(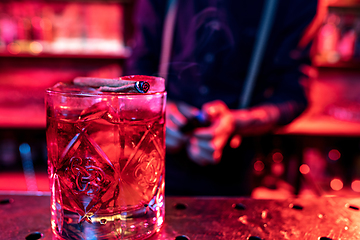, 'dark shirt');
125,0,317,196
126,0,317,124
